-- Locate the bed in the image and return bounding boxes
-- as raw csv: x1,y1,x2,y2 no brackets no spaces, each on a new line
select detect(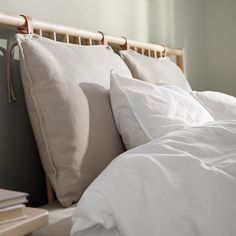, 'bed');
1,13,236,236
